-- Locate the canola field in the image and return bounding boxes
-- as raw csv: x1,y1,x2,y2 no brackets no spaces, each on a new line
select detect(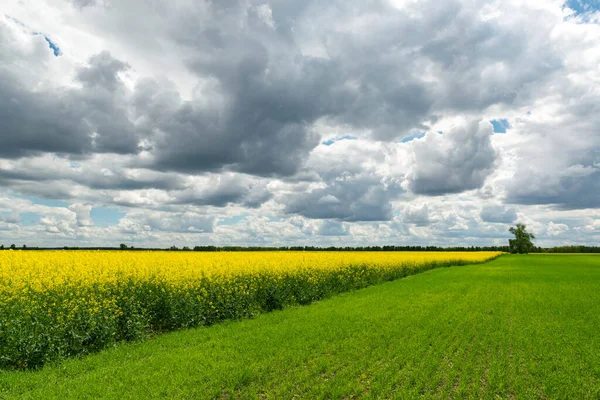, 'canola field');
0,251,501,369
